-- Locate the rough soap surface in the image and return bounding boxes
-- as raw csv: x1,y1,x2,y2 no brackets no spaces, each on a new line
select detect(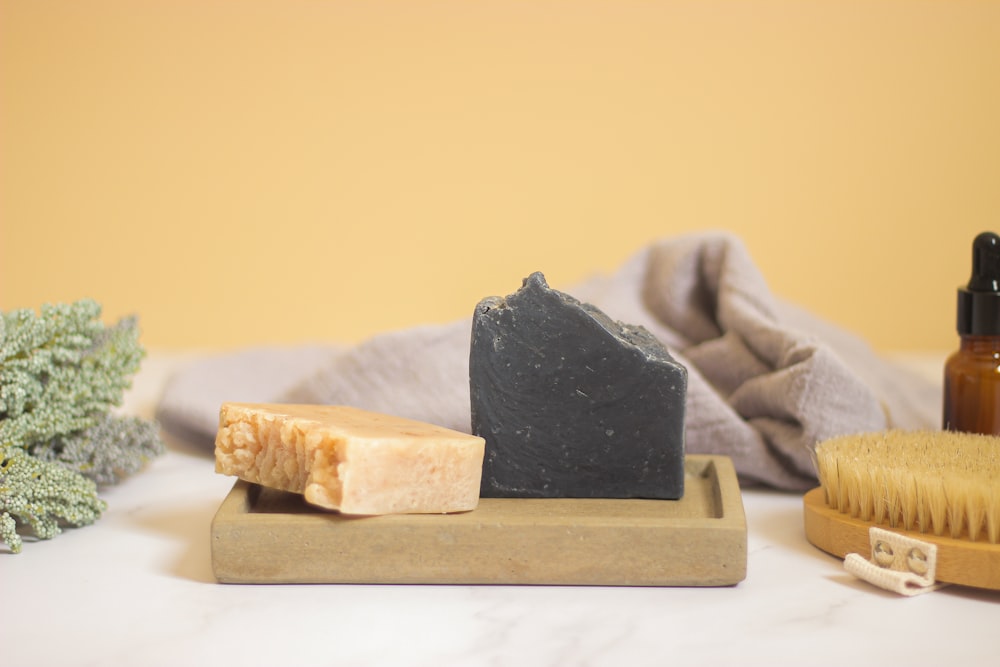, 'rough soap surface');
215,403,485,514
470,272,687,499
